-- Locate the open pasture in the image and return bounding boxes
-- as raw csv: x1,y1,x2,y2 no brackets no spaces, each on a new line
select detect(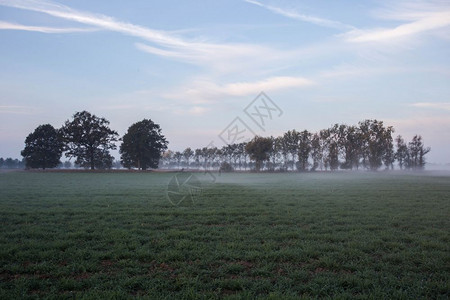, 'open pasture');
0,171,449,299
